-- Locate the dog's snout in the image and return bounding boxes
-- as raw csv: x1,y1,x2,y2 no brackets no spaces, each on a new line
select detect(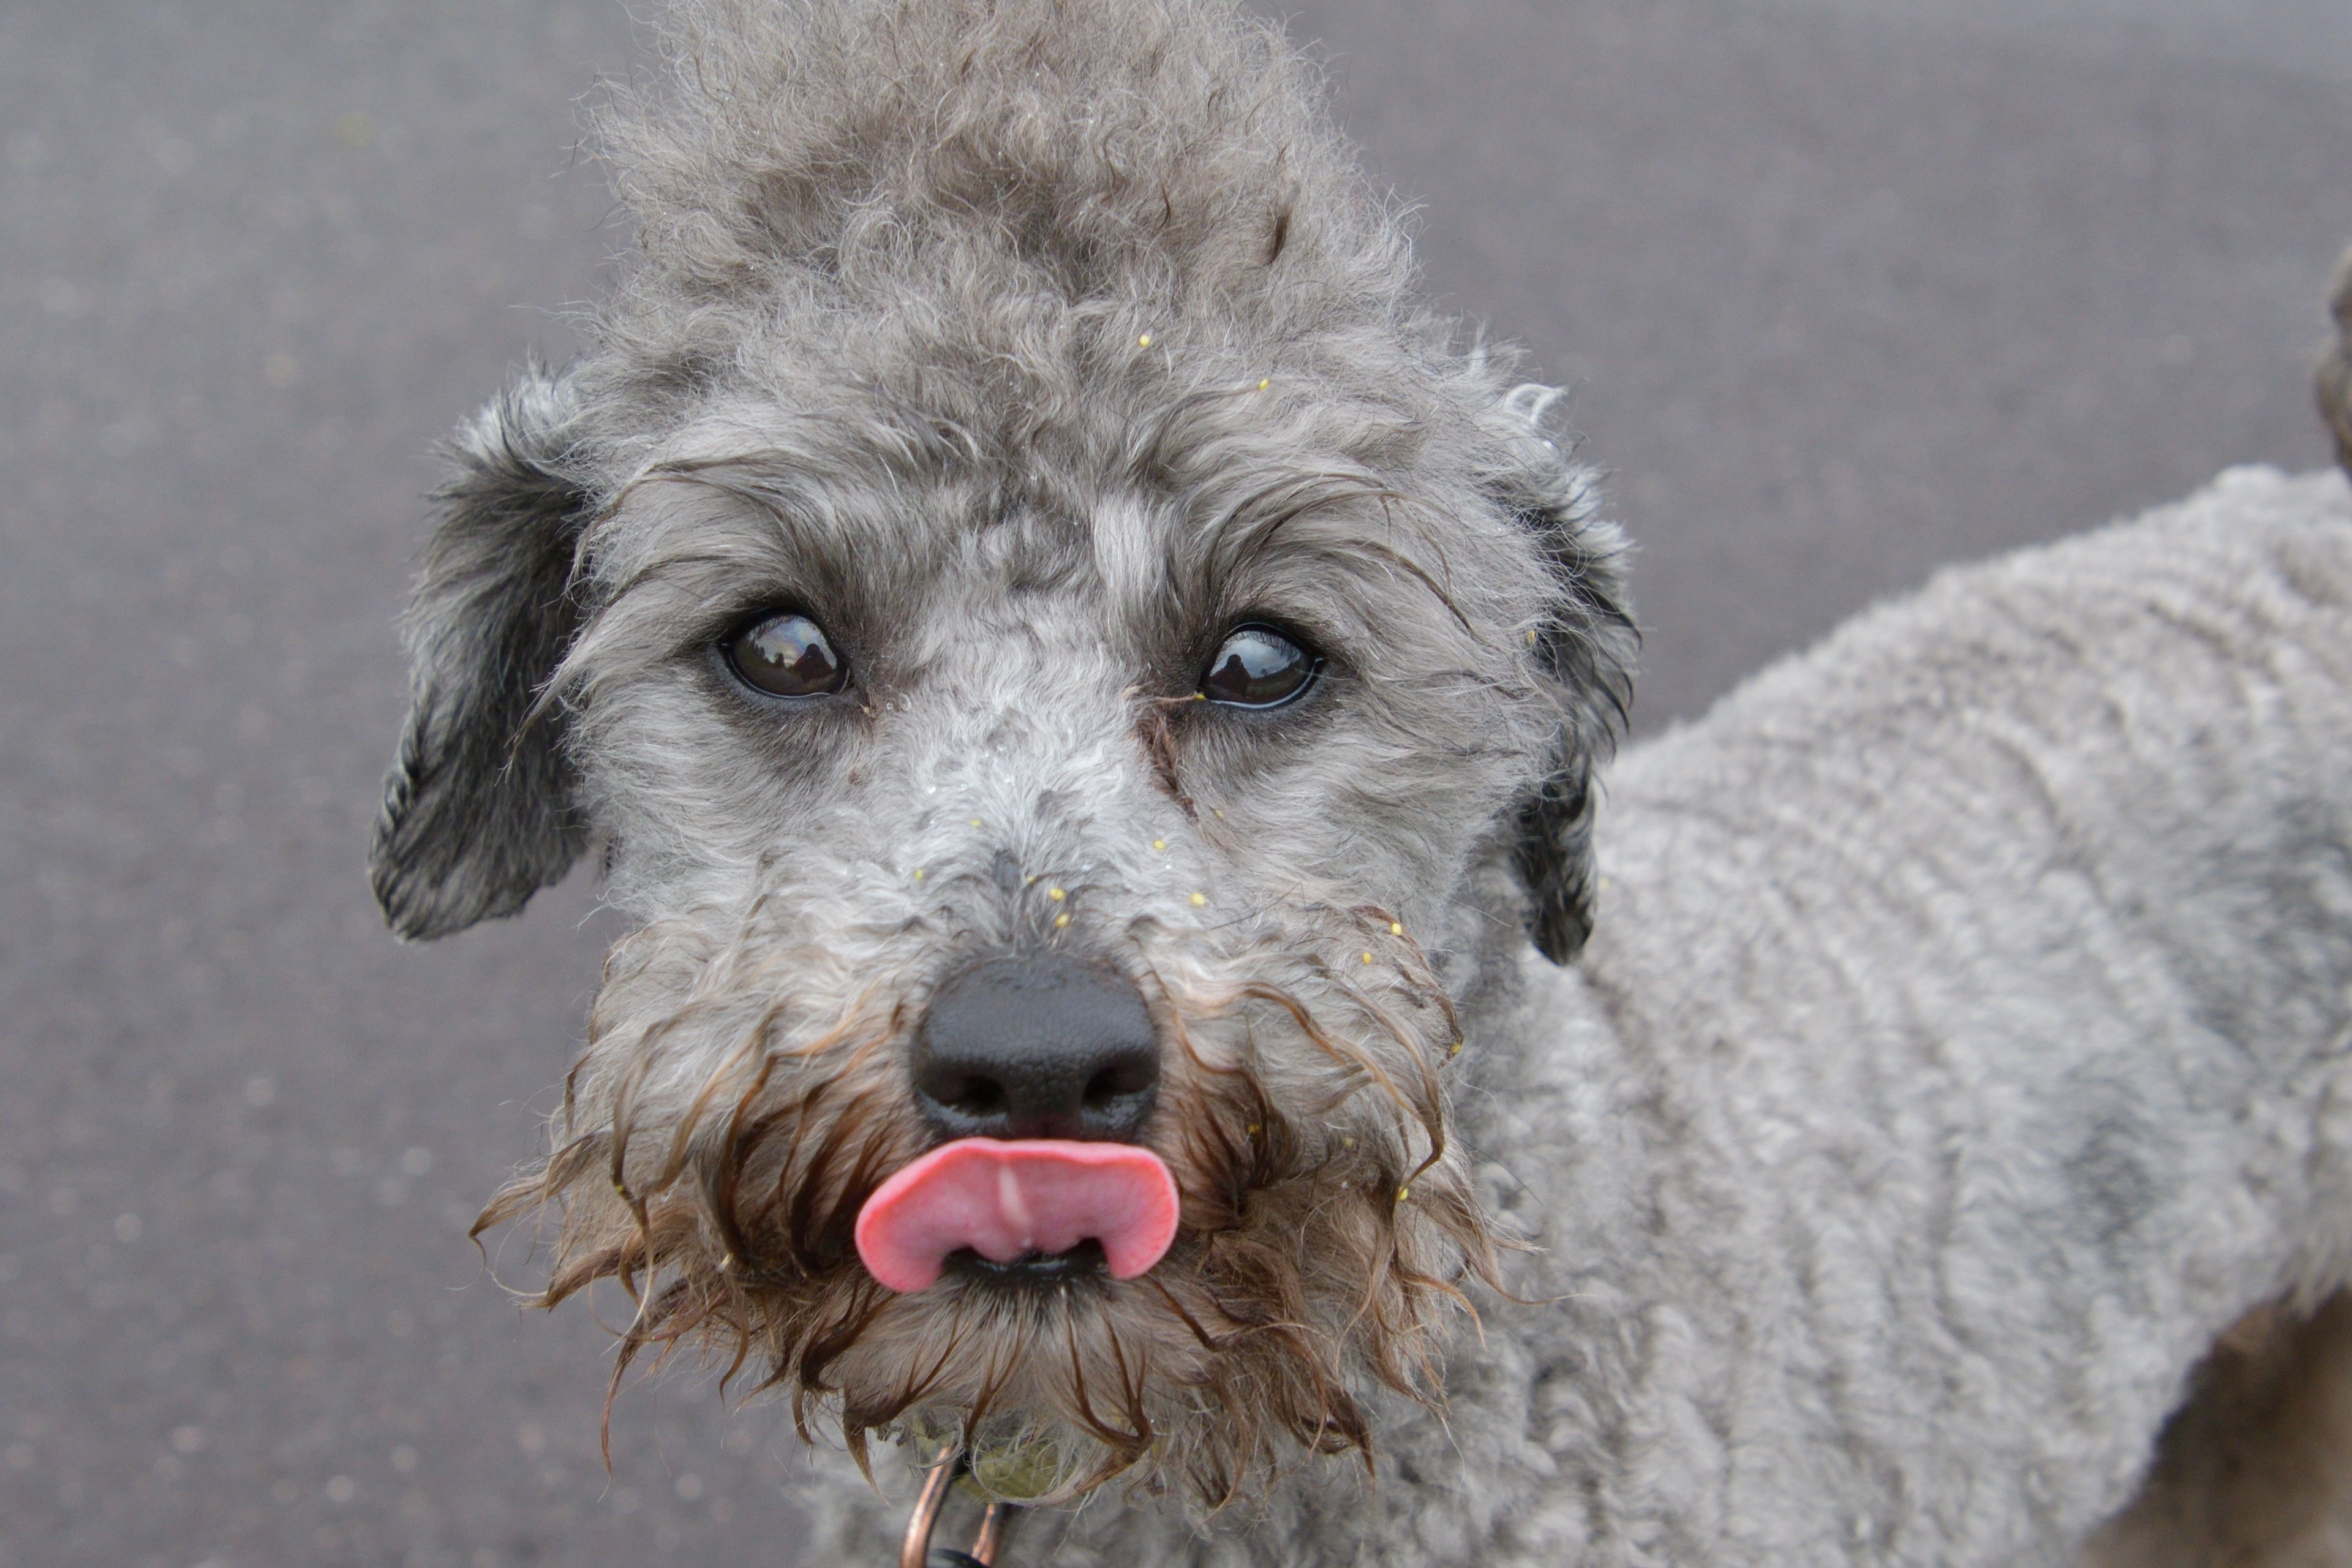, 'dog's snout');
913,955,1160,1143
